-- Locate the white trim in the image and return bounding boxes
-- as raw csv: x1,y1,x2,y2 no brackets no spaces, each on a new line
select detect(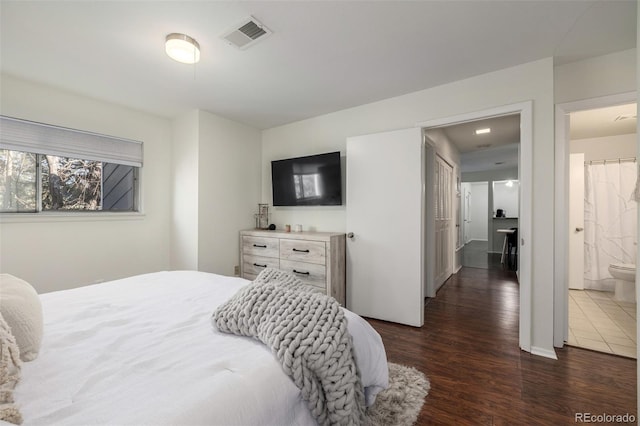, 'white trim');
420,136,428,309
531,346,558,360
417,101,533,354
0,212,145,223
423,135,436,298
553,91,637,349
